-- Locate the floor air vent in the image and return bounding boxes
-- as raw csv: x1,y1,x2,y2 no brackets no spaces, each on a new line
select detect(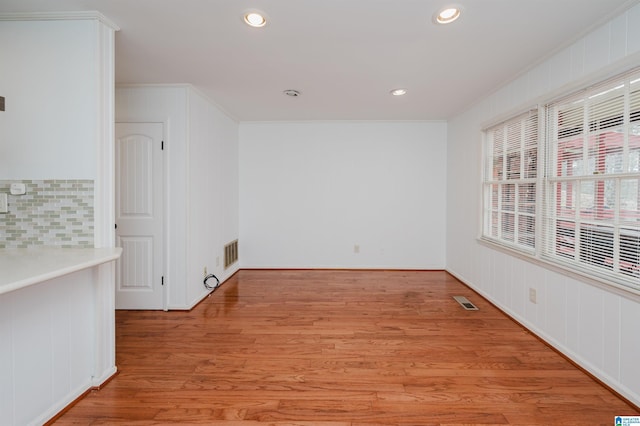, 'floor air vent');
224,239,238,269
453,296,479,311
